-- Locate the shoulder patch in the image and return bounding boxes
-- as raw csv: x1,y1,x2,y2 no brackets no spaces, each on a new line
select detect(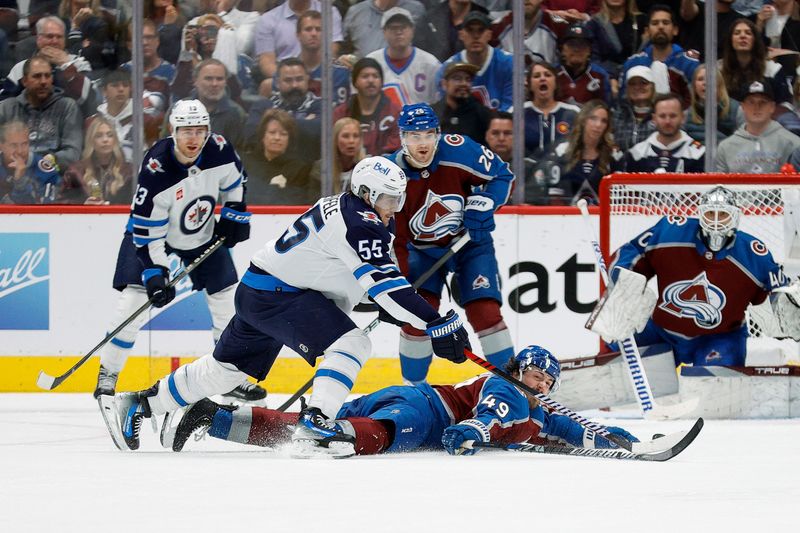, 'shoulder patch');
556,121,570,135
750,239,768,256
667,215,687,226
357,210,383,226
211,133,227,150
443,134,465,146
146,157,165,174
